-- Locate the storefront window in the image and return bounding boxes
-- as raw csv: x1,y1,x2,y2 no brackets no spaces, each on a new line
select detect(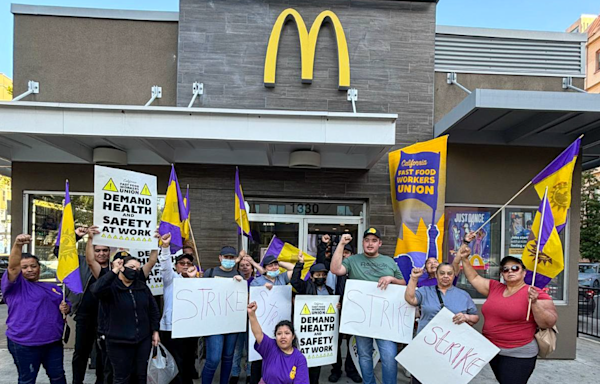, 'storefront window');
26,192,165,282
249,201,363,217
